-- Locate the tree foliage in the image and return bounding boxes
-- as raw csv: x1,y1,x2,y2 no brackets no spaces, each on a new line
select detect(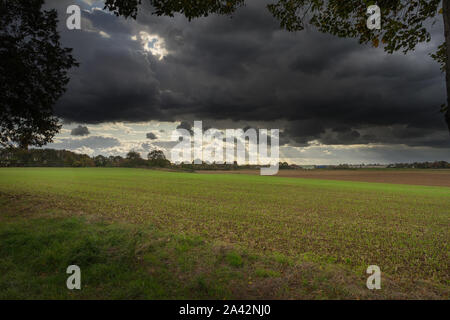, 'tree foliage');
126,150,142,160
0,0,78,149
147,149,166,161
147,149,170,167
104,0,245,20
267,1,441,54
102,0,441,55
